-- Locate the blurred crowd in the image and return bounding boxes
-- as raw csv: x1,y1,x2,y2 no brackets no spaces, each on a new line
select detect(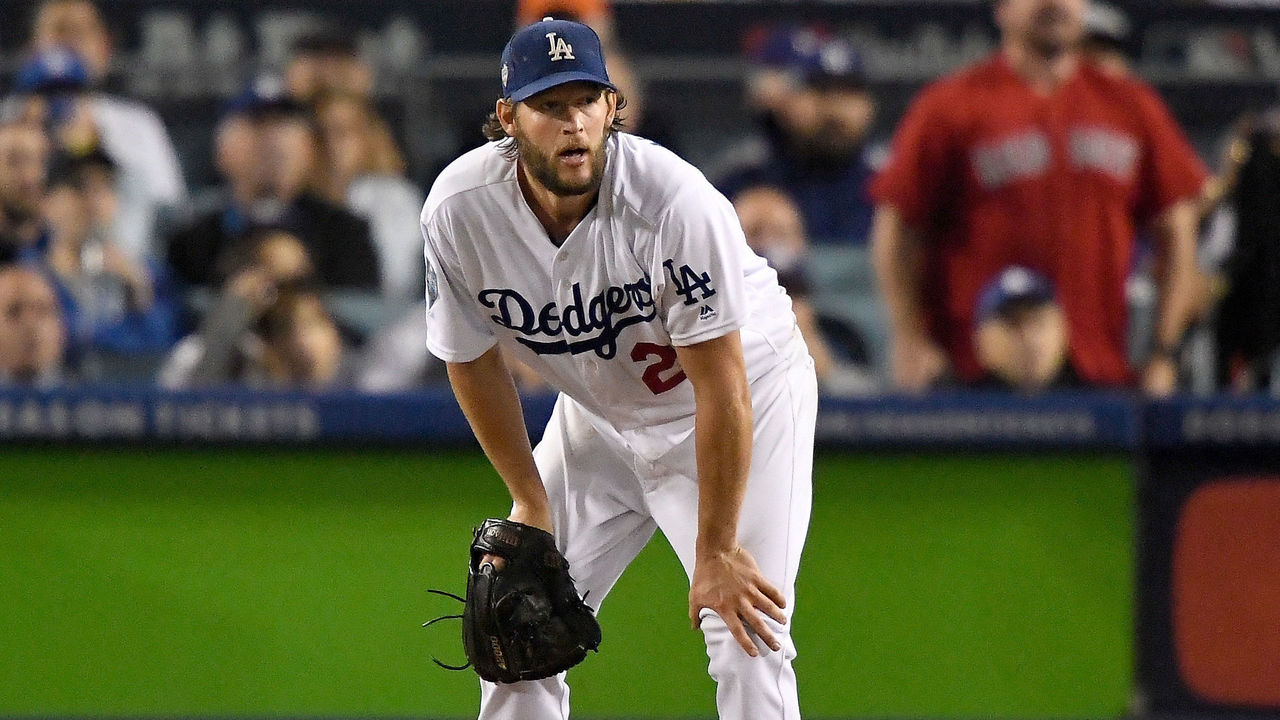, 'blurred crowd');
0,0,1276,397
